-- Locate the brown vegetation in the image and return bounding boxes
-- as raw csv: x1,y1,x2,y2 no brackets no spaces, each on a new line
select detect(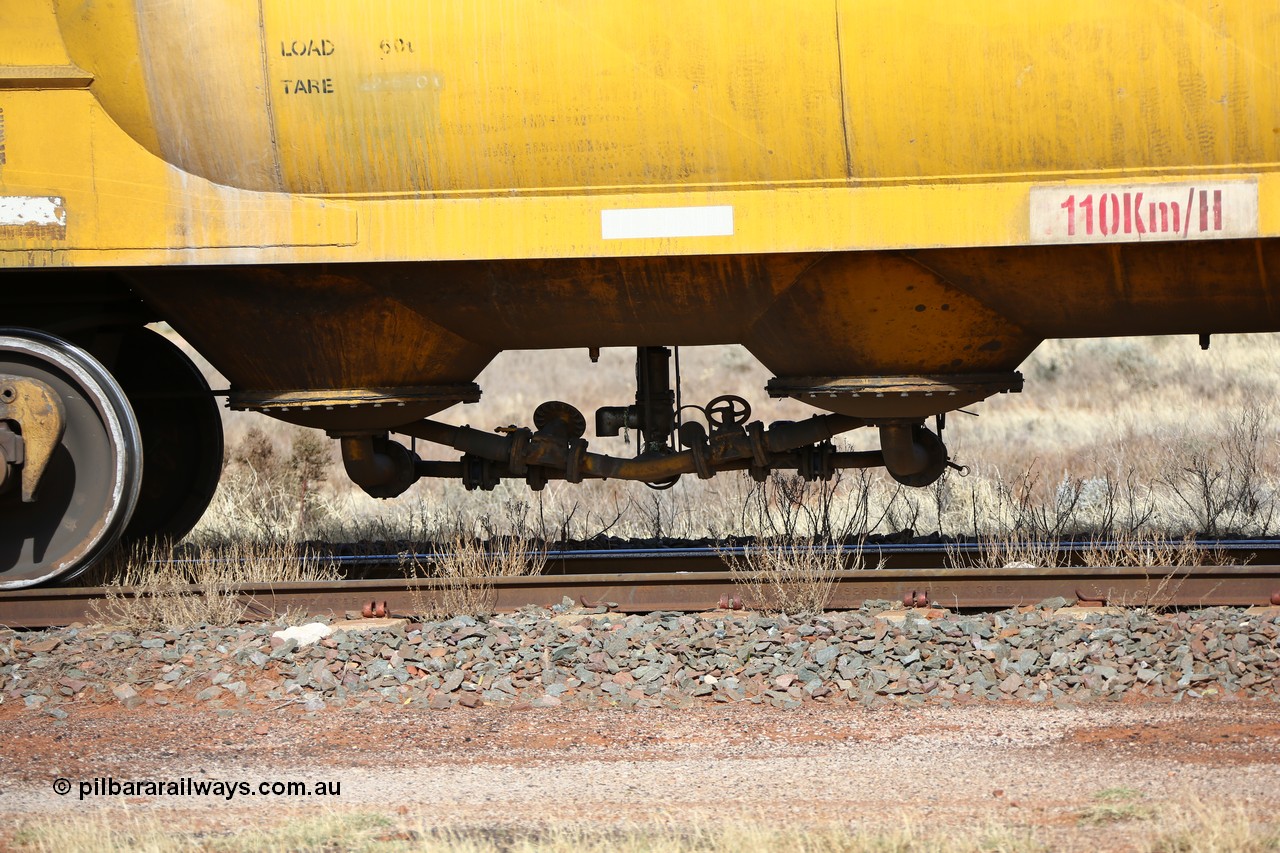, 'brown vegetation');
401,533,547,619
91,541,339,630
12,799,1280,853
